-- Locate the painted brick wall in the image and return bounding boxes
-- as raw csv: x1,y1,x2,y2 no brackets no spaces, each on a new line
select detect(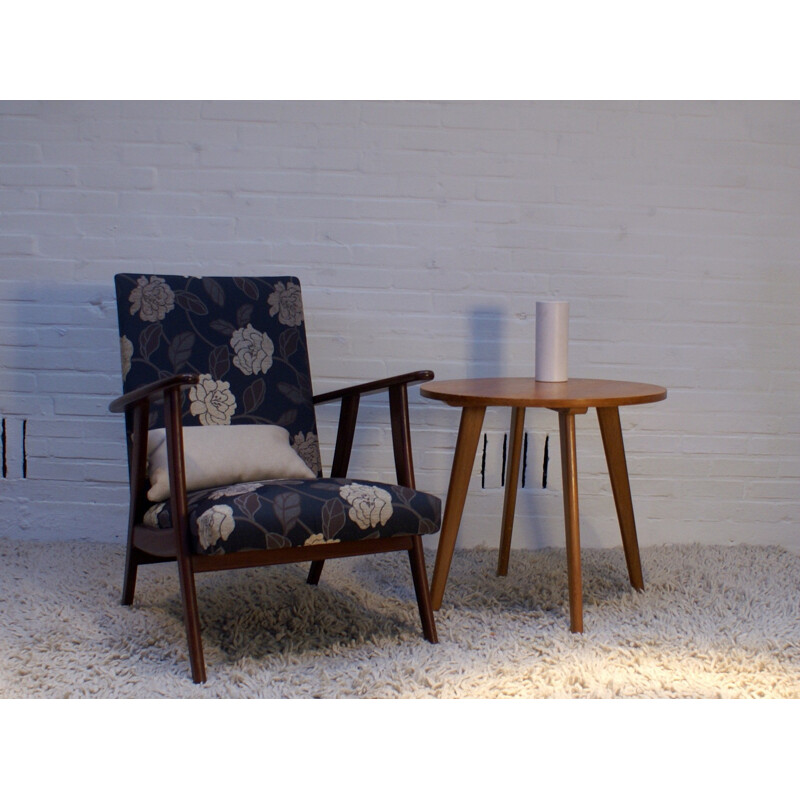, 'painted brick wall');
1,100,798,553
